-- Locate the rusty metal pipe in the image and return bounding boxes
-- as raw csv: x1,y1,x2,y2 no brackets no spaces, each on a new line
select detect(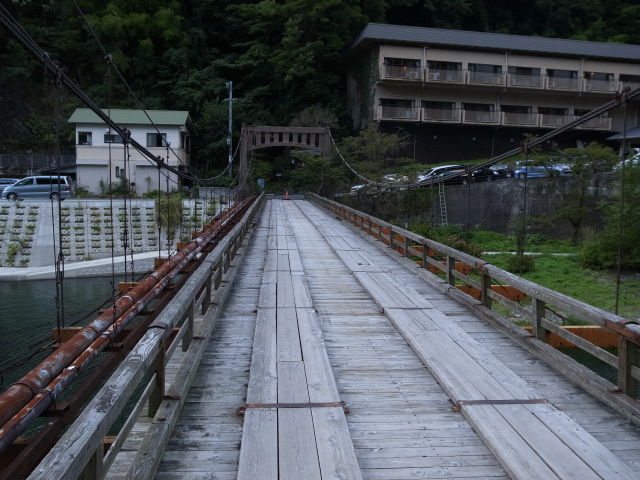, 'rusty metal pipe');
0,200,248,429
